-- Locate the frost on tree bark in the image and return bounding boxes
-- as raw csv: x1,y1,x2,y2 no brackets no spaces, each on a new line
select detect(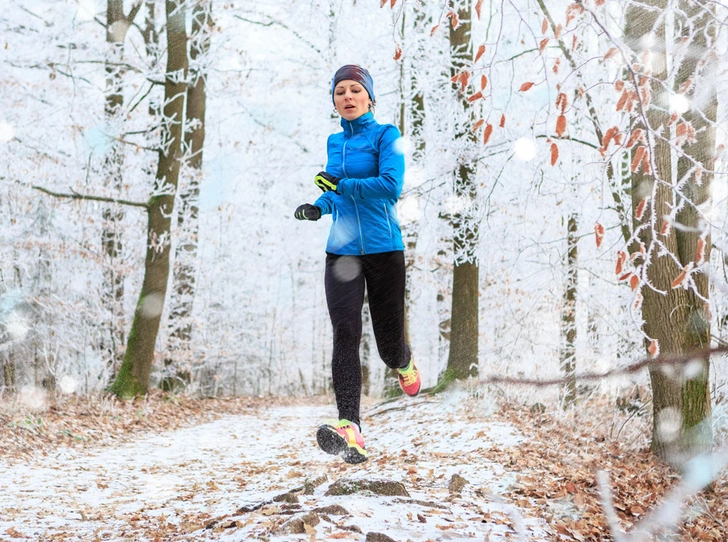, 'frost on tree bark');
162,0,213,391
625,0,715,461
101,0,143,375
441,0,479,387
143,0,158,56
110,0,188,398
560,213,578,405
